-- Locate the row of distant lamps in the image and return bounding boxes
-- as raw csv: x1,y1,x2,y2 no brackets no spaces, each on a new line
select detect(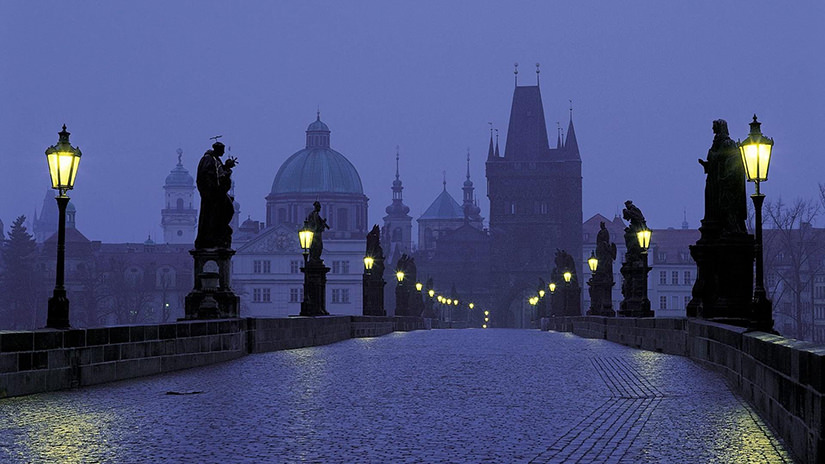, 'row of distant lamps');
41,117,771,328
